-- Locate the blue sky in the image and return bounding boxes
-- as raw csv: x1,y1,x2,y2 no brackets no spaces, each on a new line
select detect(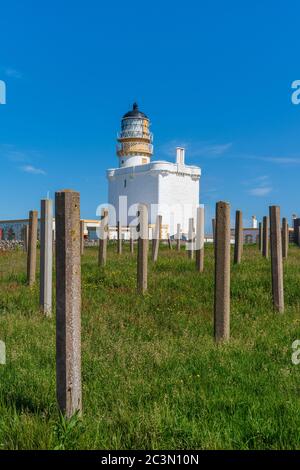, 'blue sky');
0,0,300,229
